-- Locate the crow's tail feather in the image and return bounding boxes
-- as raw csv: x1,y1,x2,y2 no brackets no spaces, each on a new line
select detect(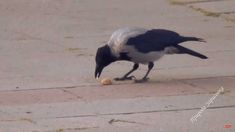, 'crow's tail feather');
175,45,208,59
